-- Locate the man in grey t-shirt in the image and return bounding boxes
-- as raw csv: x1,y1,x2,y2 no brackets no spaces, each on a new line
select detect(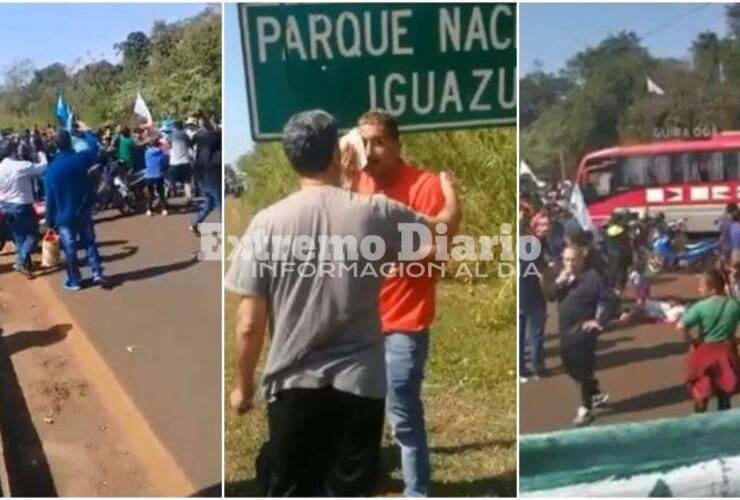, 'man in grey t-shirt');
226,110,460,496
